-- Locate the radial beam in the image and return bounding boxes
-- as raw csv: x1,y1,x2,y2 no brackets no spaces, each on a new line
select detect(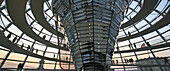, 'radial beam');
120,0,158,29
118,11,170,42
5,0,68,51
0,0,4,15
0,31,72,63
